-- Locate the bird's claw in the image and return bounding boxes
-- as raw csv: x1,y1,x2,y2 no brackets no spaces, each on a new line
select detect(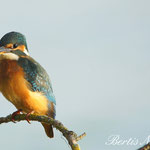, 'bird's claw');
11,110,34,124
11,109,22,123
25,111,34,124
